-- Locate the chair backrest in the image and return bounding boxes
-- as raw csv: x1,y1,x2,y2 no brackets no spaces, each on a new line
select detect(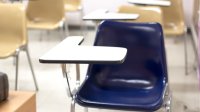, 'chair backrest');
26,0,65,23
86,21,168,89
161,0,185,36
64,0,81,6
64,0,82,12
0,3,27,46
0,0,5,3
118,5,163,25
